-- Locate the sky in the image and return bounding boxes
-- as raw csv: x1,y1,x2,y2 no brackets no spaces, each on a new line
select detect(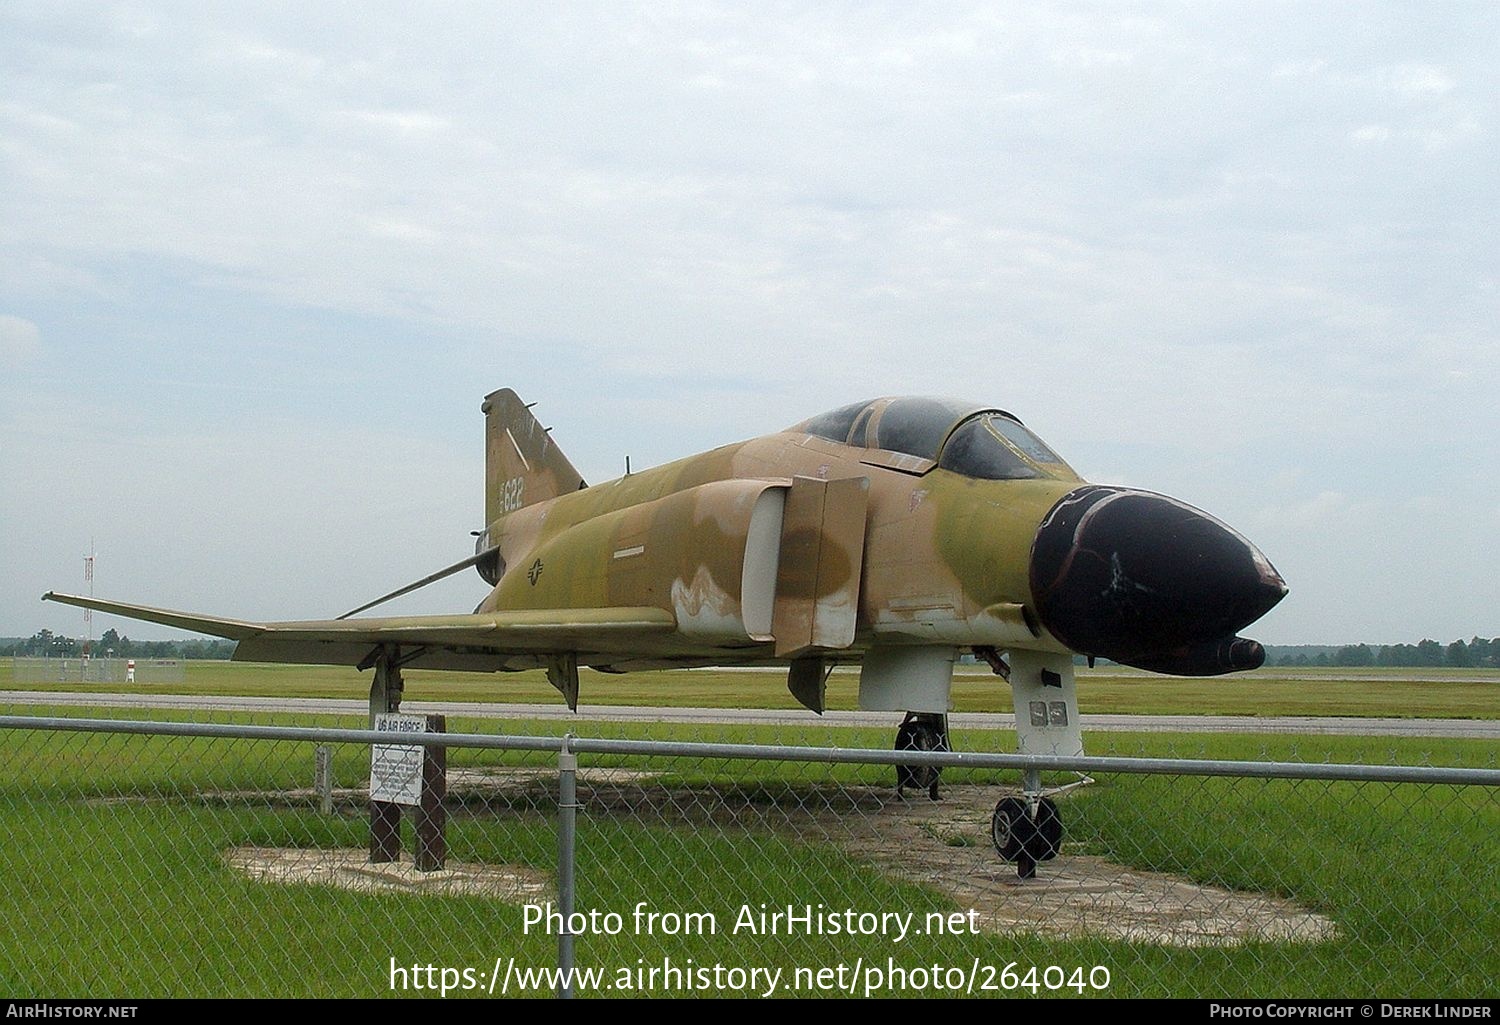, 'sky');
1,2,1496,646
